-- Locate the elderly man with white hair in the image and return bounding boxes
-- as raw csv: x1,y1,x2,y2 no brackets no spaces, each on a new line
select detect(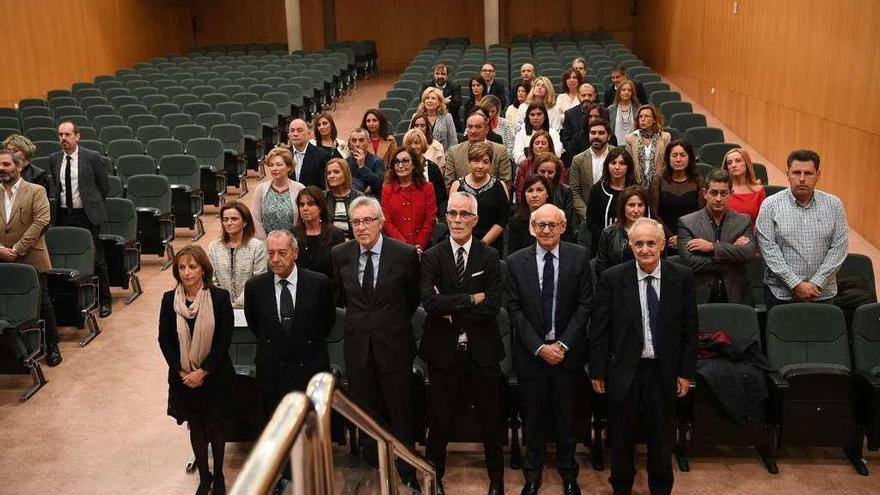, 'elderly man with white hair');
507,204,593,495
